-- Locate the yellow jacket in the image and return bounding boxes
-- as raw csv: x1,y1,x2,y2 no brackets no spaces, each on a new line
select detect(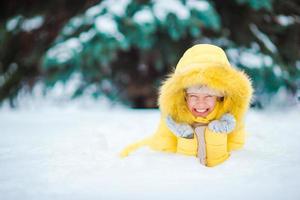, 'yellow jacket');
120,44,253,167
